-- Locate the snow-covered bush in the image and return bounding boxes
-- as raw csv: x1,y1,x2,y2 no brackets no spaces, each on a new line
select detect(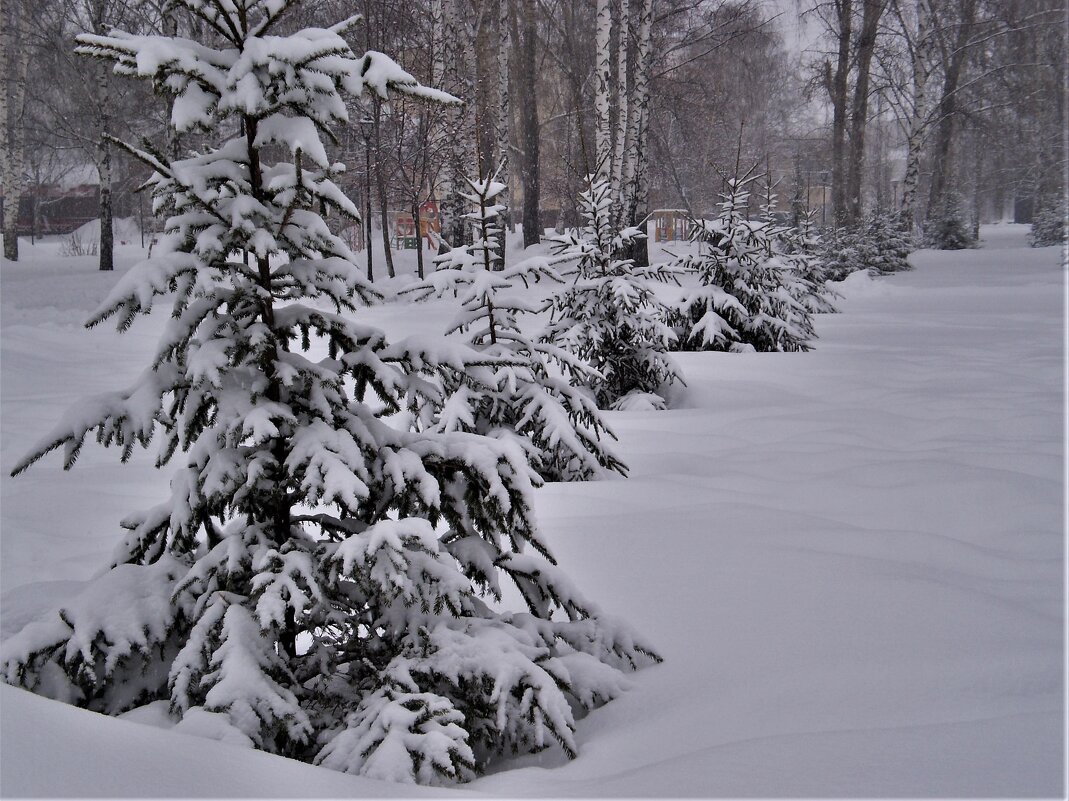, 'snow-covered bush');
1030,199,1066,247
757,183,837,316
1,0,659,785
402,172,625,482
58,231,98,257
545,174,683,410
670,178,817,353
924,194,974,250
819,226,861,282
821,212,913,280
860,212,914,272
782,211,838,315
